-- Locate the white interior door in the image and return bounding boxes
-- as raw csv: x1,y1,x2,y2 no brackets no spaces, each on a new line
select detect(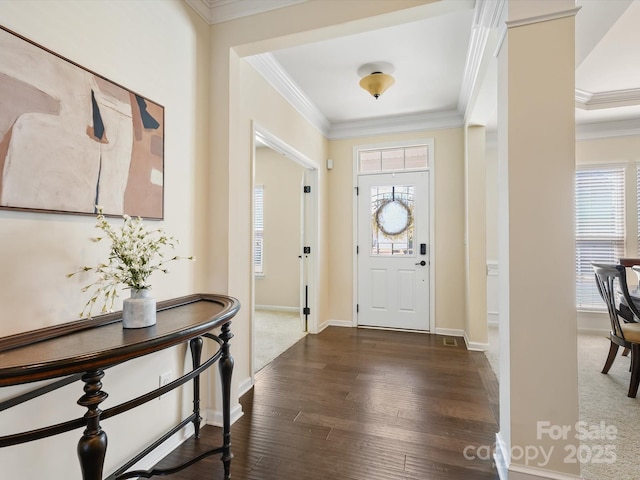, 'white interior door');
357,171,430,330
